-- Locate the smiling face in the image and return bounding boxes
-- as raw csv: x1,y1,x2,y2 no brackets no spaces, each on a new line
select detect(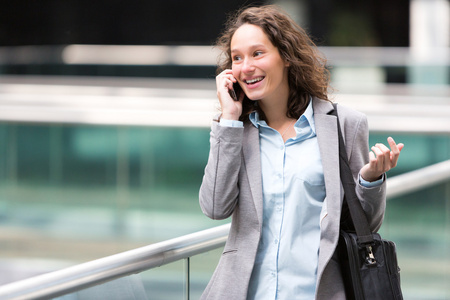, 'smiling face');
230,23,290,106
